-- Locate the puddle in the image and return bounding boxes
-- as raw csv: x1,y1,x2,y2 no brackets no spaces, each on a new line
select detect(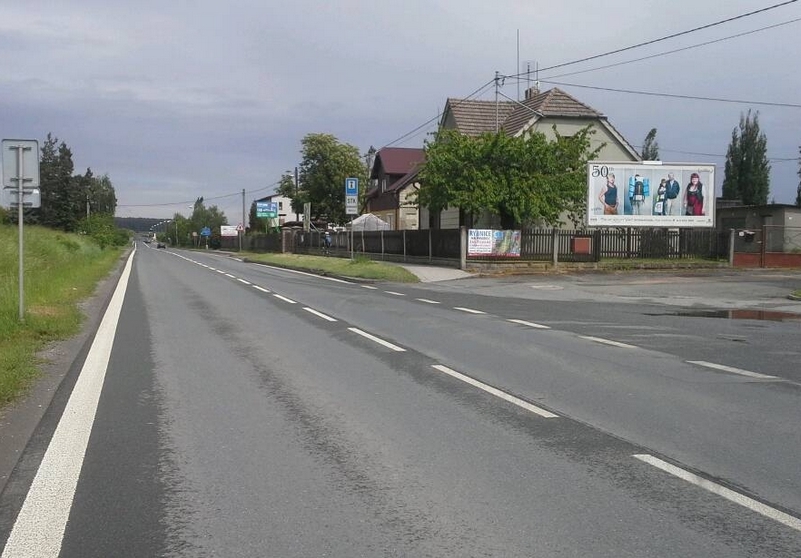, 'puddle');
650,309,801,322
